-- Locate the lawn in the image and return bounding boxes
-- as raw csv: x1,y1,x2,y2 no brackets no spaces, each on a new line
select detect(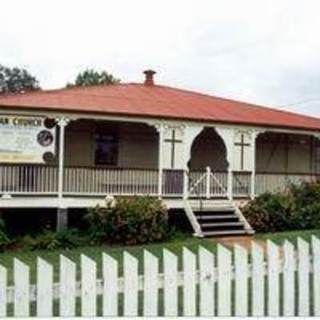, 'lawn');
1,228,320,285
256,228,320,244
0,232,216,284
